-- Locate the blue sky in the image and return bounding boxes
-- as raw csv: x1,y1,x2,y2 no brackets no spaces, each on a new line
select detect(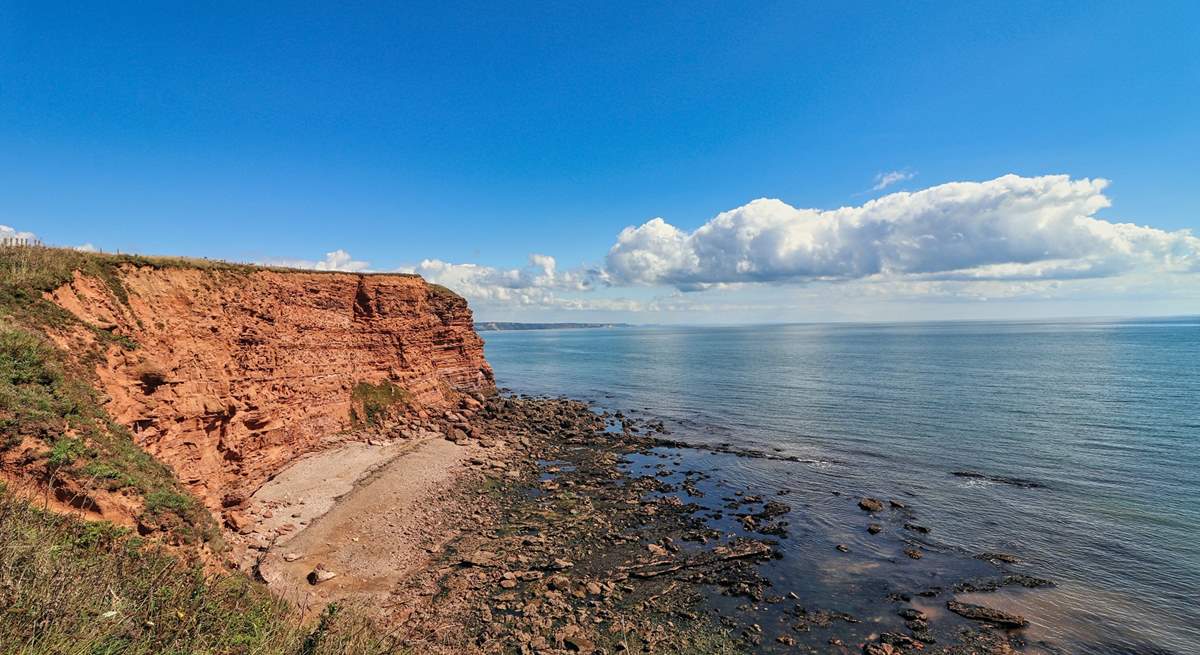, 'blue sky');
2,2,1198,322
